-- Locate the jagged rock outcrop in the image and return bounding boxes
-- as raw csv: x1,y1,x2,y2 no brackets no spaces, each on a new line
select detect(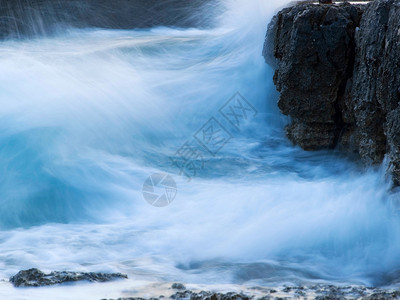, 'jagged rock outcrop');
10,268,127,287
352,0,400,183
264,2,363,151
265,0,400,185
0,0,217,39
